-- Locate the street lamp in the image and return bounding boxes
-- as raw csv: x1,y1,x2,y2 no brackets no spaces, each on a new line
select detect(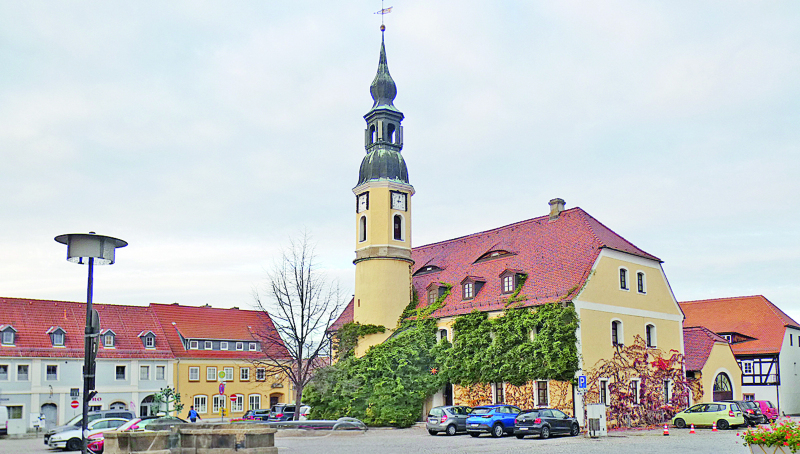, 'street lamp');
55,232,127,454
